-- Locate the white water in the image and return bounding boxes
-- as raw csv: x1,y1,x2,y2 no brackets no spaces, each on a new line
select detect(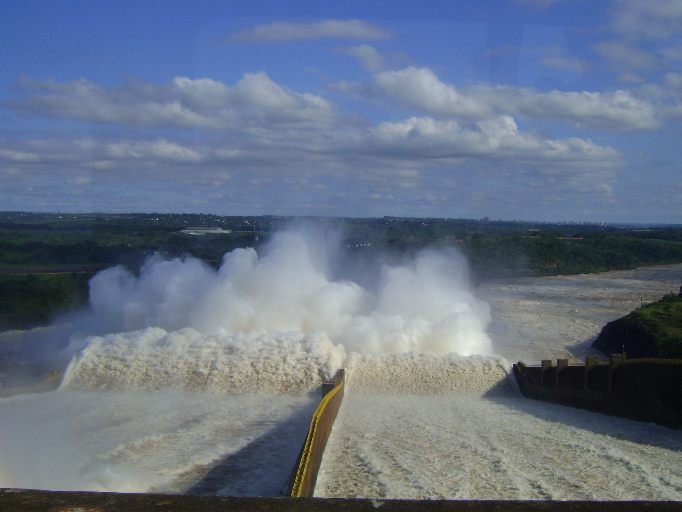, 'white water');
343,353,509,395
1,226,681,498
0,391,315,495
316,393,682,500
0,227,493,494
67,227,492,359
316,263,682,500
60,329,337,394
480,264,682,363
